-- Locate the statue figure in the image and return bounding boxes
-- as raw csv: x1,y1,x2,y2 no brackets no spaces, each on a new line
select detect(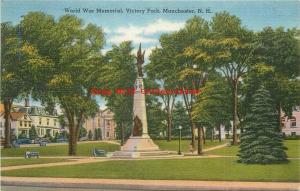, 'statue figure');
133,115,143,136
136,43,145,77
